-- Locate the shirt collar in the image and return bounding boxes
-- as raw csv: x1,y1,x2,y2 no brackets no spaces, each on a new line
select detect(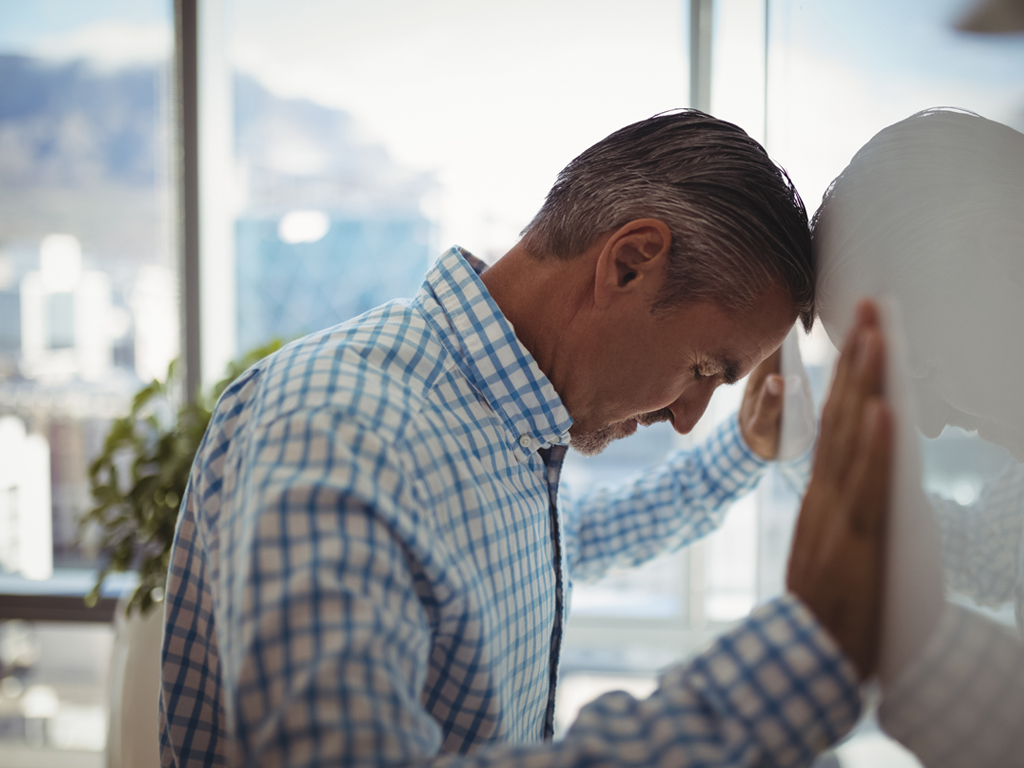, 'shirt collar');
420,246,573,460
